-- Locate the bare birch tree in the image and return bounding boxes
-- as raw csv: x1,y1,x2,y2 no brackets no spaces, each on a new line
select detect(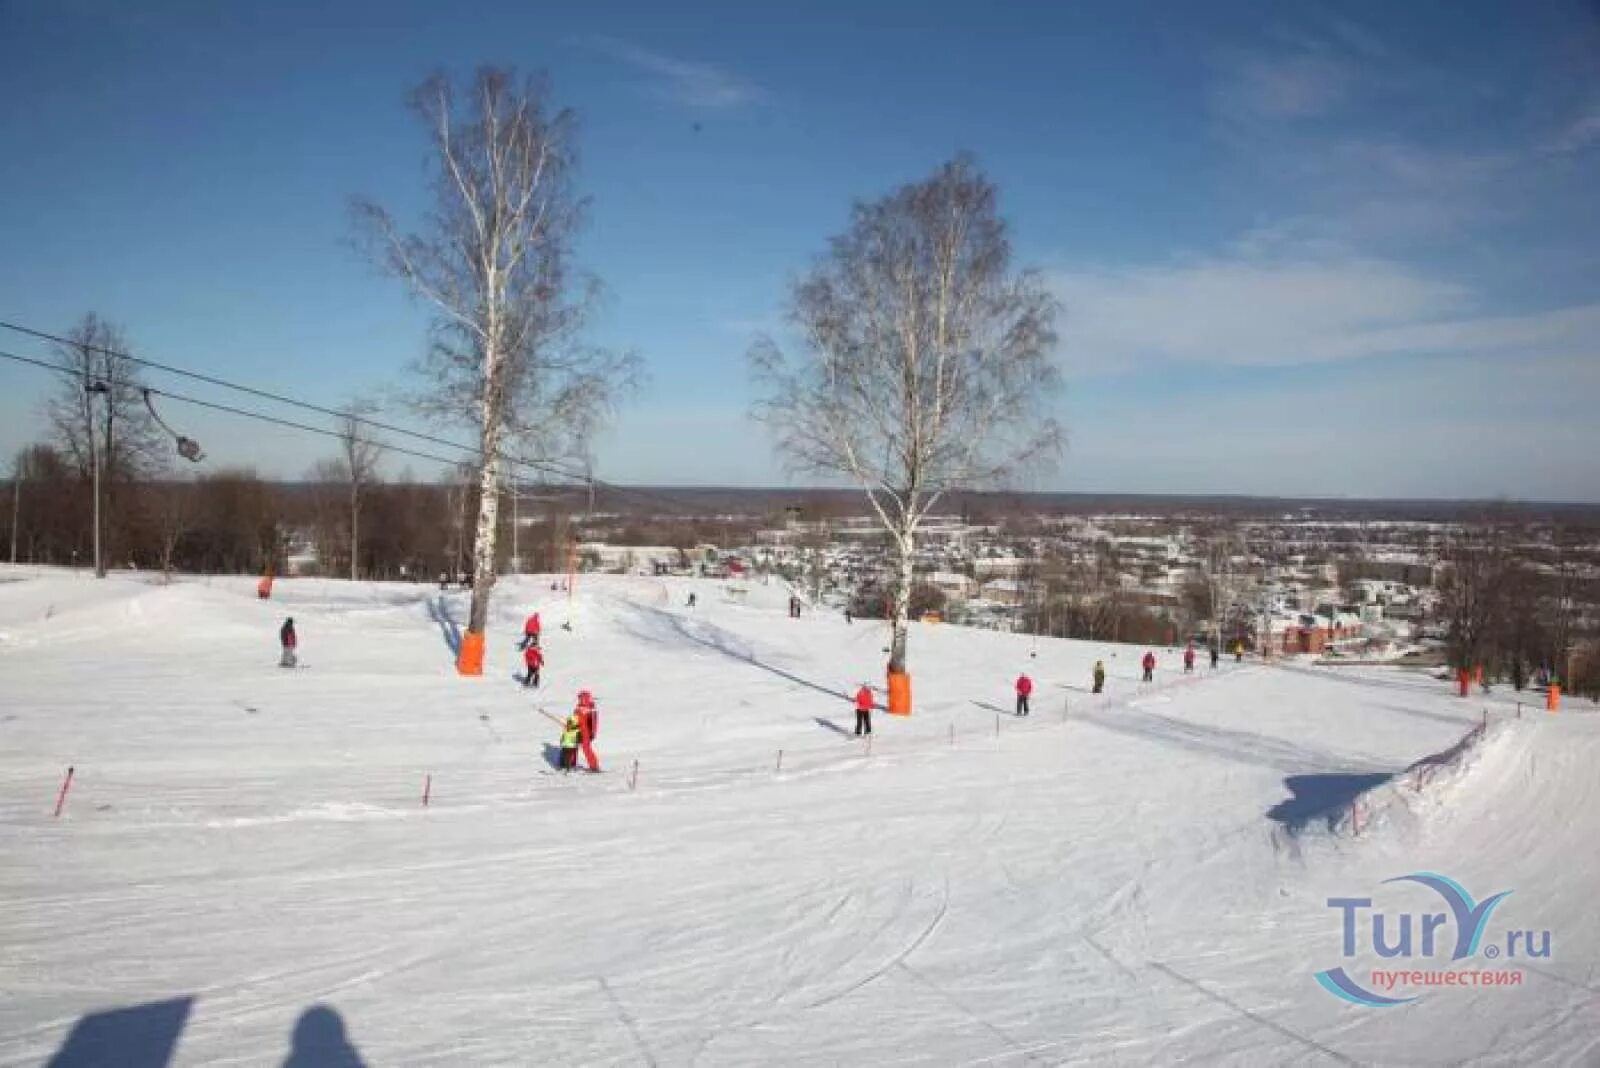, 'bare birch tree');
46,314,160,576
750,154,1062,674
353,68,635,648
336,407,384,581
